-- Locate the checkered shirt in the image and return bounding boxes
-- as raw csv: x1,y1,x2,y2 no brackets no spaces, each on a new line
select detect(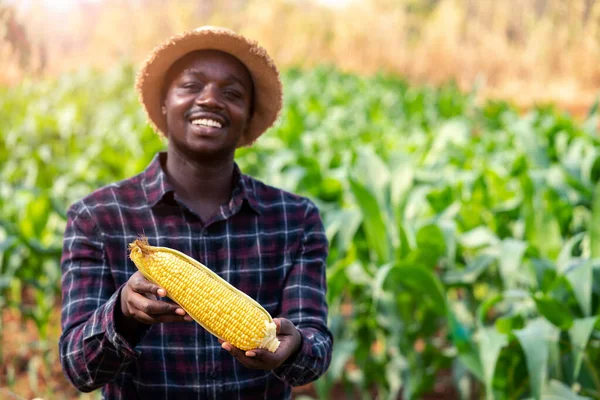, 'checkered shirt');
59,152,333,399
